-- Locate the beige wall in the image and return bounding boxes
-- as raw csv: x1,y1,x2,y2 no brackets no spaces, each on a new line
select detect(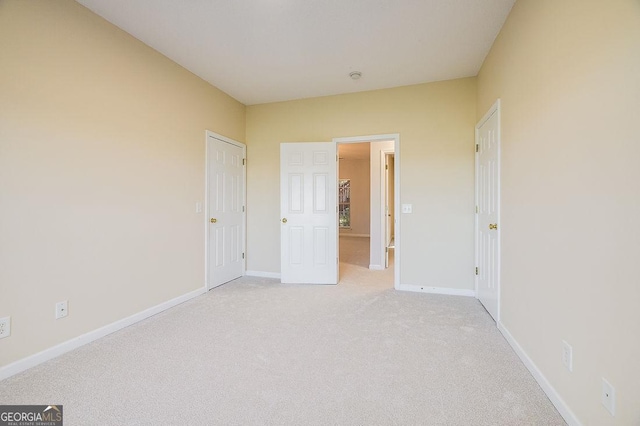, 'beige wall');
477,0,640,423
246,78,477,288
0,1,245,367
339,159,370,236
